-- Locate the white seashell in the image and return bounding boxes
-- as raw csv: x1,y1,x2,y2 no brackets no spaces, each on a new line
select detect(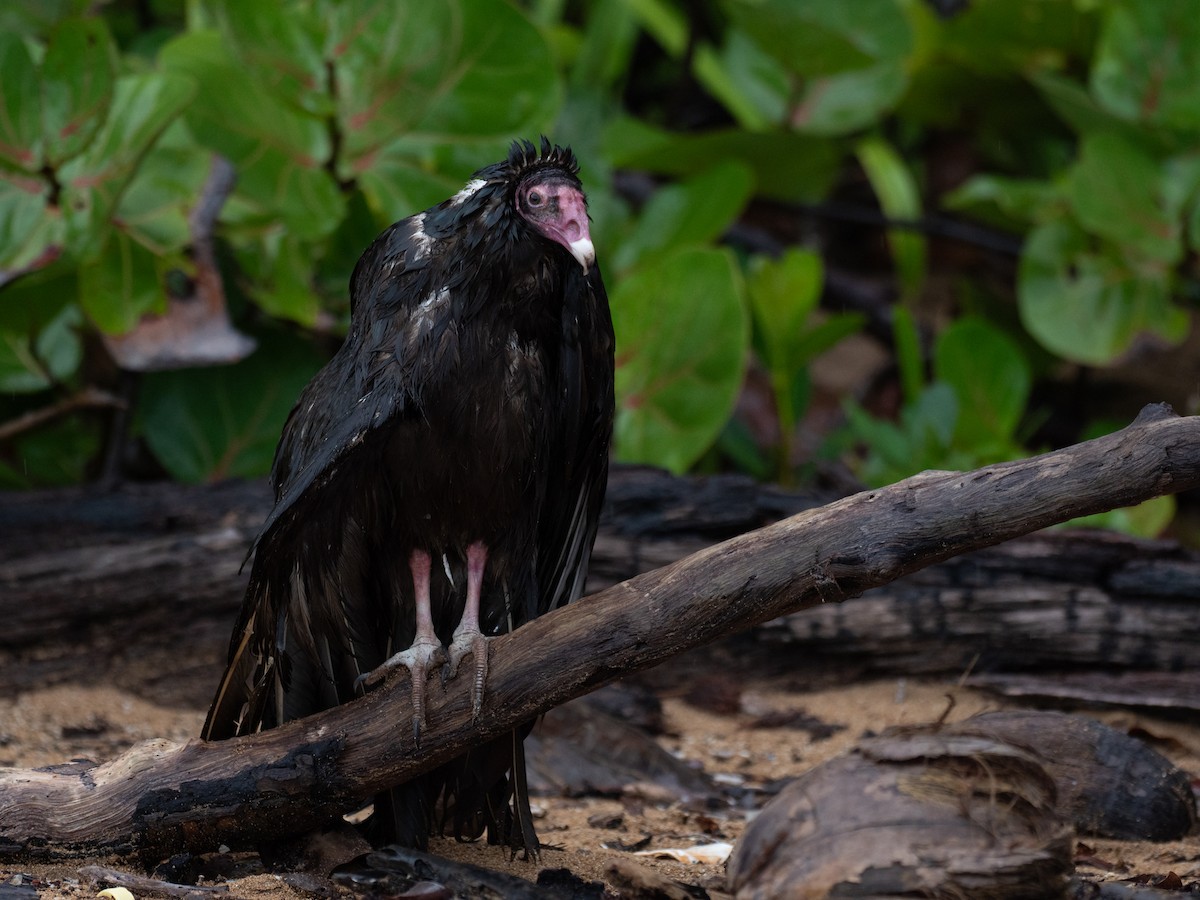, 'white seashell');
634,841,734,865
